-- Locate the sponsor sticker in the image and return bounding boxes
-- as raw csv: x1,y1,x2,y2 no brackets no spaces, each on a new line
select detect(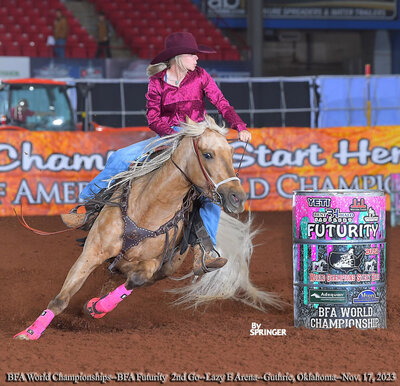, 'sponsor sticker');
309,289,347,304
353,290,380,304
